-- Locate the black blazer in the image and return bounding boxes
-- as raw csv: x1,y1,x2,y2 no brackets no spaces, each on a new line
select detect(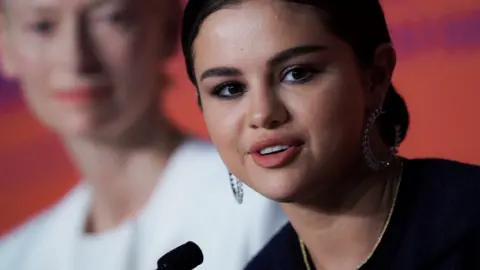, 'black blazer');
245,159,480,270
